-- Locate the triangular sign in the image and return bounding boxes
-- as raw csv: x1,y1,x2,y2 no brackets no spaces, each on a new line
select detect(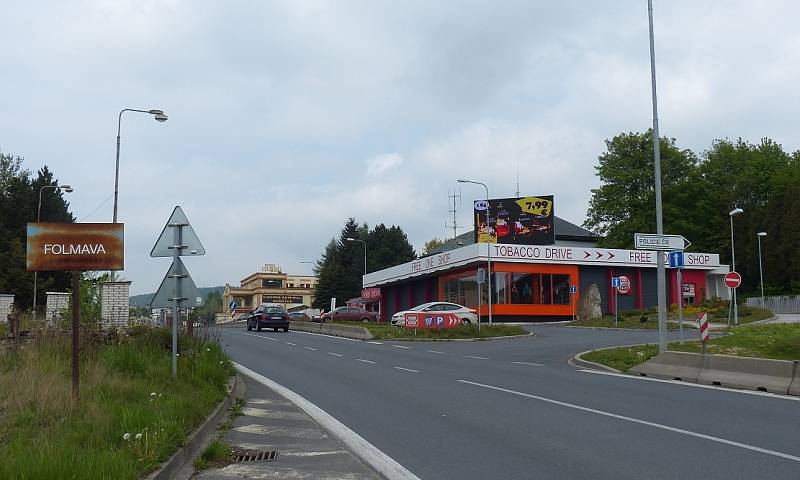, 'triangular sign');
150,258,203,308
150,206,205,257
